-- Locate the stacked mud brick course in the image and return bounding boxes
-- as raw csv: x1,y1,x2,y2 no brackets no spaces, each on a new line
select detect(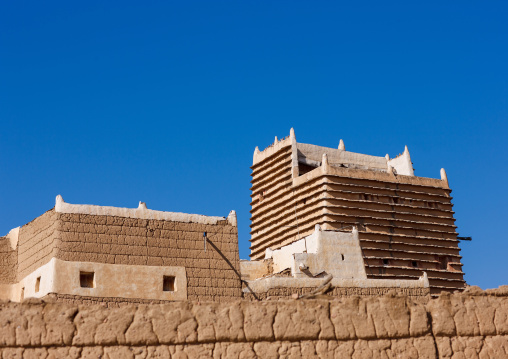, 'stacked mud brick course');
0,287,506,358
250,131,465,295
